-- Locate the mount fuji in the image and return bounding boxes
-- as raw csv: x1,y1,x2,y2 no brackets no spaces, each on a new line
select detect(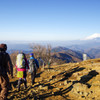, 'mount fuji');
83,33,100,40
